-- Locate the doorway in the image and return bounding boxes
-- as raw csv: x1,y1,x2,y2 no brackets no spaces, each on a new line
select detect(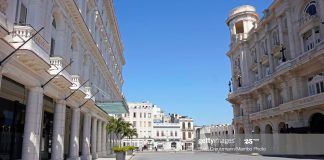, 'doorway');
0,97,25,160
